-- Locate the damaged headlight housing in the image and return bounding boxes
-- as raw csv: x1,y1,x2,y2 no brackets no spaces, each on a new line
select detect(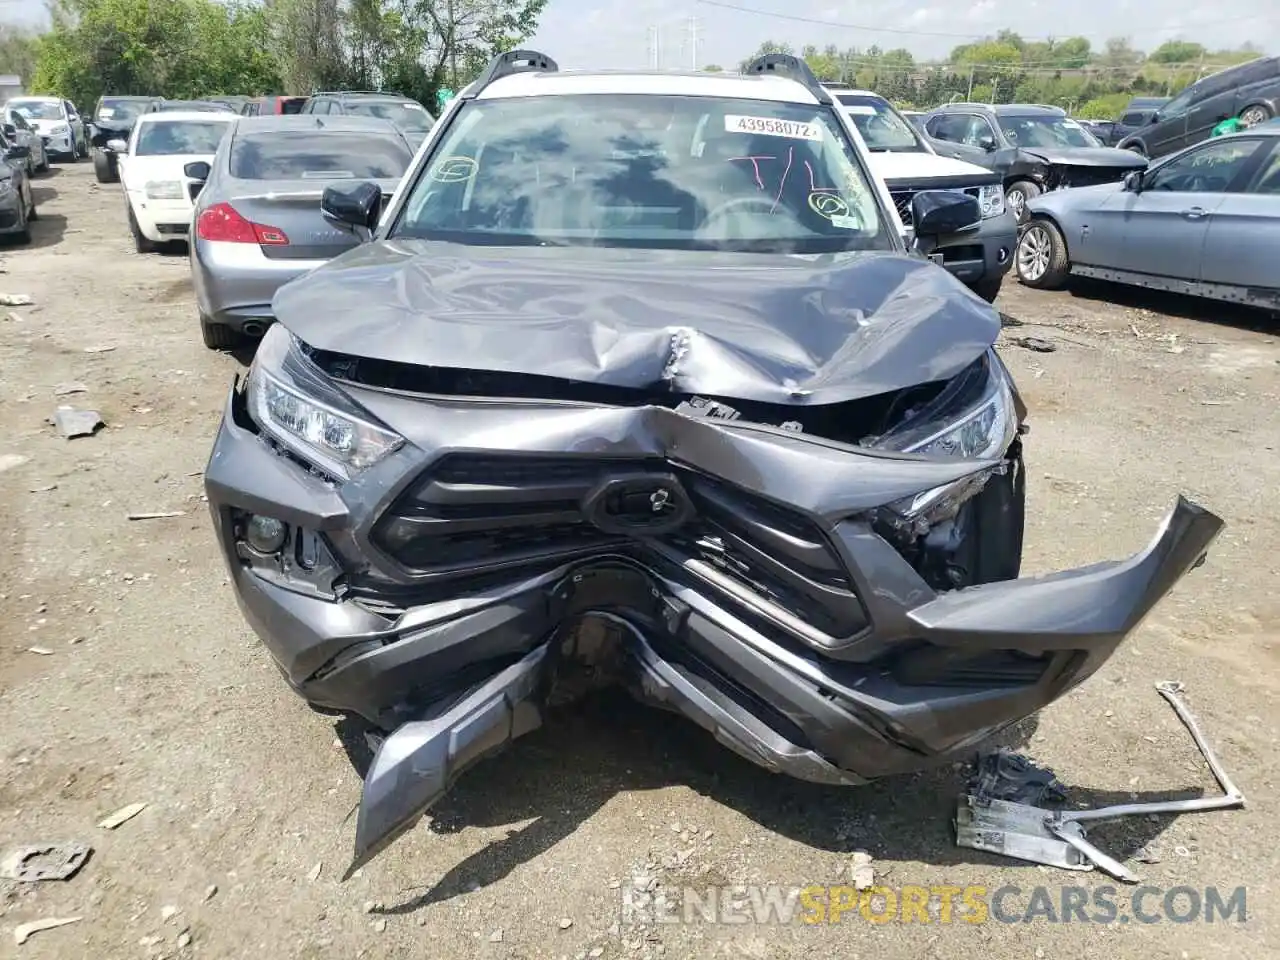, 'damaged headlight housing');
868,349,1016,460
246,324,404,476
977,184,1005,219
866,349,1019,524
